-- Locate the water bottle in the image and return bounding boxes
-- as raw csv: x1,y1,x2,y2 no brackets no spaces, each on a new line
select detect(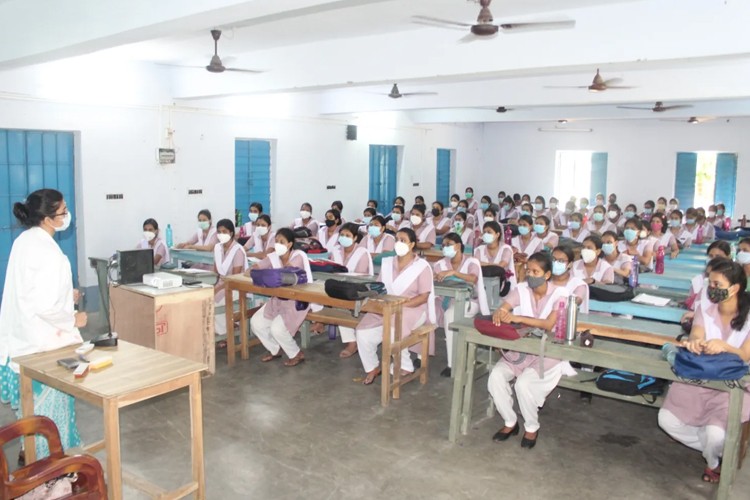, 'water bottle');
504,225,512,245
695,224,704,244
166,224,173,248
554,300,567,342
565,294,578,344
655,245,665,275
661,343,679,366
328,325,337,340
723,216,732,231
628,255,639,288
239,224,247,238
235,209,243,228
